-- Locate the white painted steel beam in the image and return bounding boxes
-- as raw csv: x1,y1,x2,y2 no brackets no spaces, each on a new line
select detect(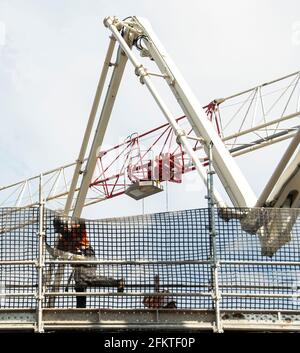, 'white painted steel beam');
64,37,116,216
130,17,257,207
256,127,300,207
72,45,128,217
